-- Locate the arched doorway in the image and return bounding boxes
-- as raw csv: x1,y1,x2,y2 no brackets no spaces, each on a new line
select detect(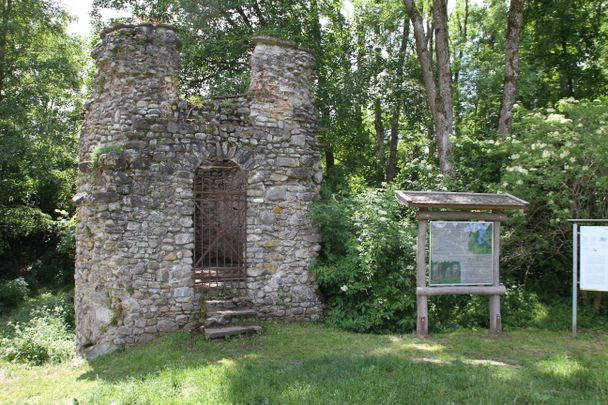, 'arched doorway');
193,160,247,295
